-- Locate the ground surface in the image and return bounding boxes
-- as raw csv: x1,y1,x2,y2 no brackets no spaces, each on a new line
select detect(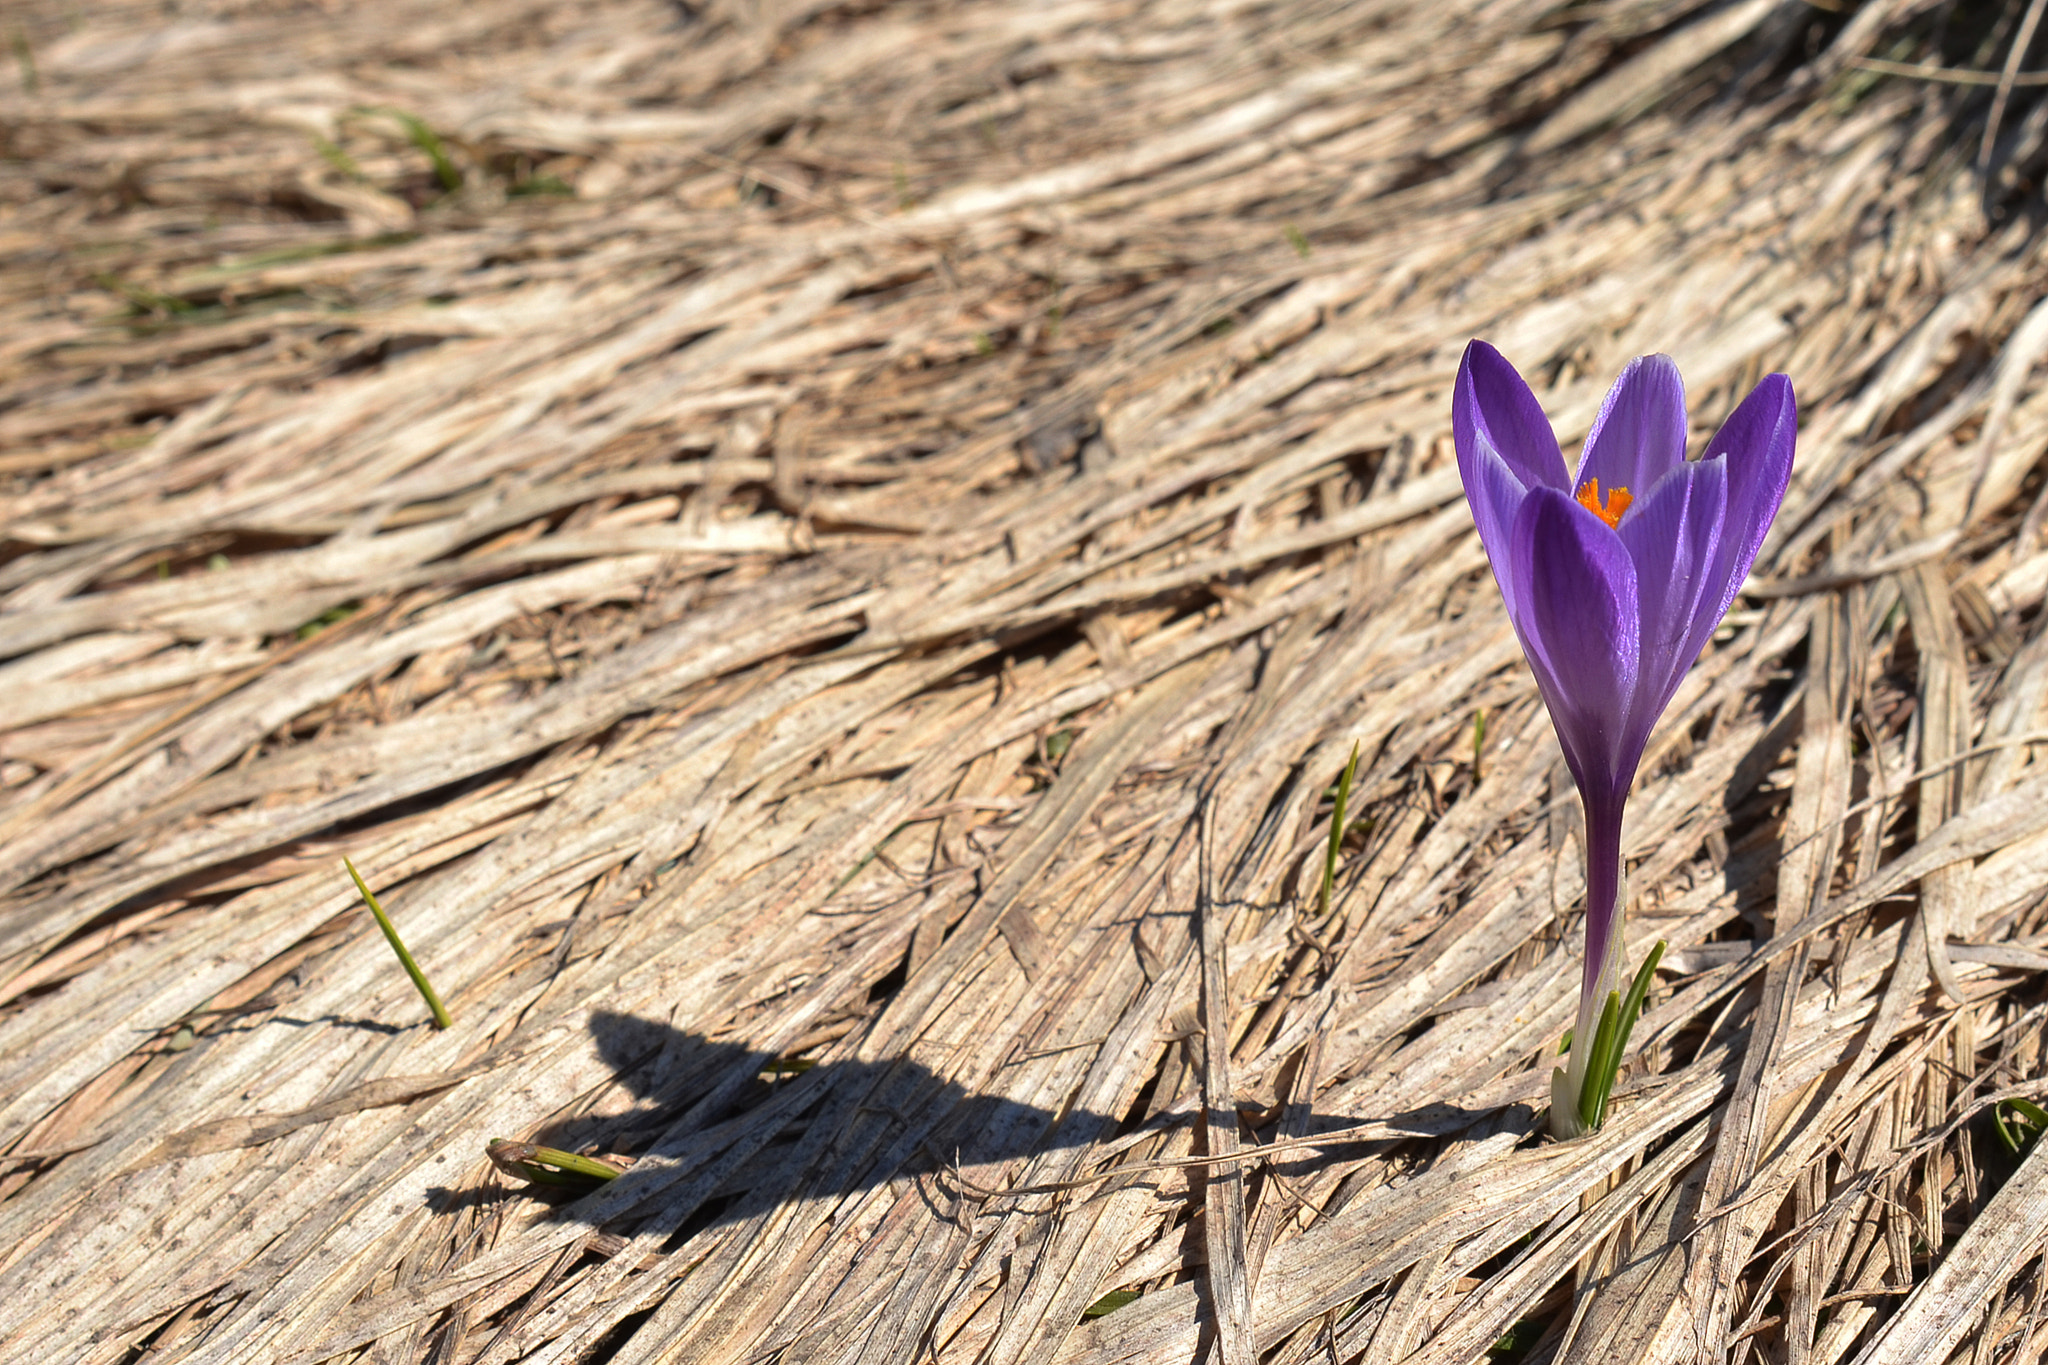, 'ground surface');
4,1,2048,1362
